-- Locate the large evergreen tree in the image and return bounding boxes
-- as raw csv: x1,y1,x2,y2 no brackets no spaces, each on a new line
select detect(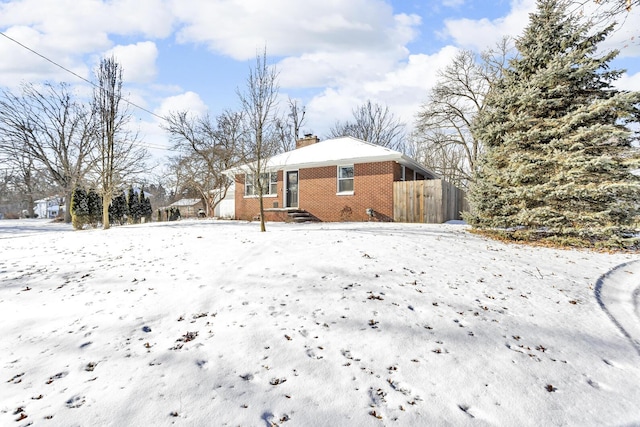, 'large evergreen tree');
127,186,140,224
87,188,102,227
70,187,89,230
109,190,128,225
467,0,640,248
